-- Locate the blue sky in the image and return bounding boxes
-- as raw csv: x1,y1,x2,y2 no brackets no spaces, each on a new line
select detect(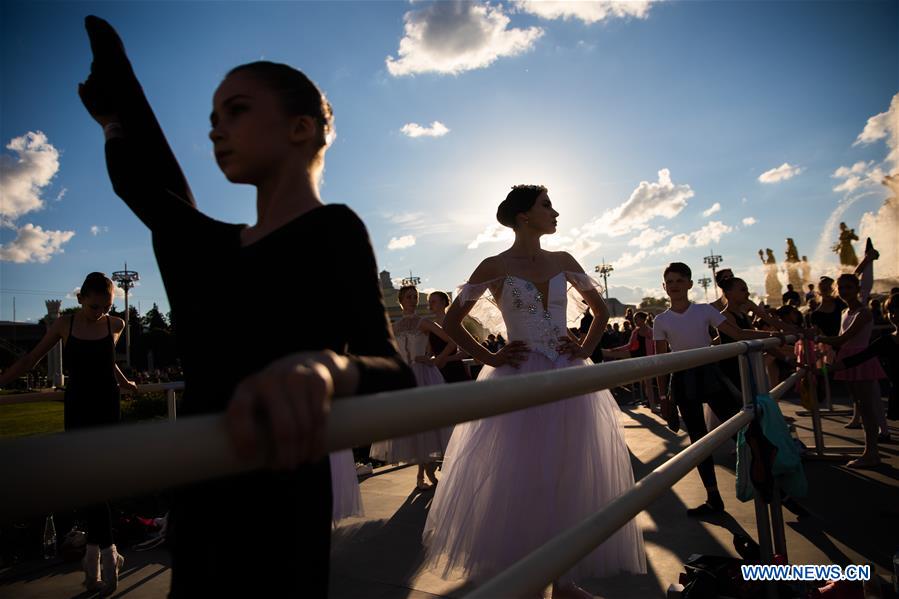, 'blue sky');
2,0,897,323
